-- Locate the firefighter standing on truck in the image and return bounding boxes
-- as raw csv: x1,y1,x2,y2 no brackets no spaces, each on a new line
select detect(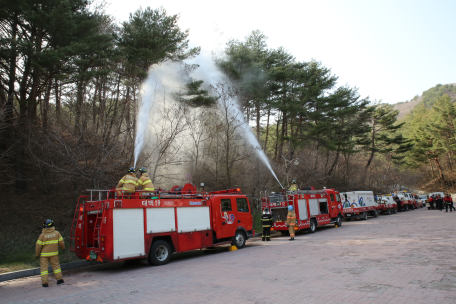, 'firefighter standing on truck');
261,208,273,241
36,219,65,287
138,167,155,193
287,206,297,241
289,180,298,192
116,167,138,195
